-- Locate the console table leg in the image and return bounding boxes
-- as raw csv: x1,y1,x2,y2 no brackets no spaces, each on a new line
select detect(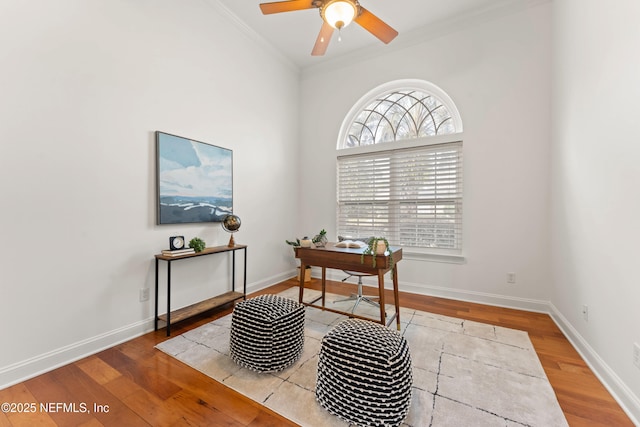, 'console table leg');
154,258,159,331
243,247,247,299
232,250,236,292
166,261,172,337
